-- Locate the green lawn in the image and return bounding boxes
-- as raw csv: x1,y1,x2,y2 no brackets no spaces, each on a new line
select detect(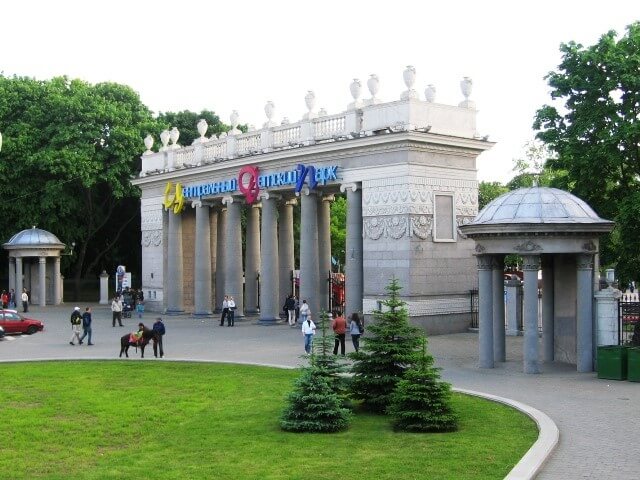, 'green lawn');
0,362,537,480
